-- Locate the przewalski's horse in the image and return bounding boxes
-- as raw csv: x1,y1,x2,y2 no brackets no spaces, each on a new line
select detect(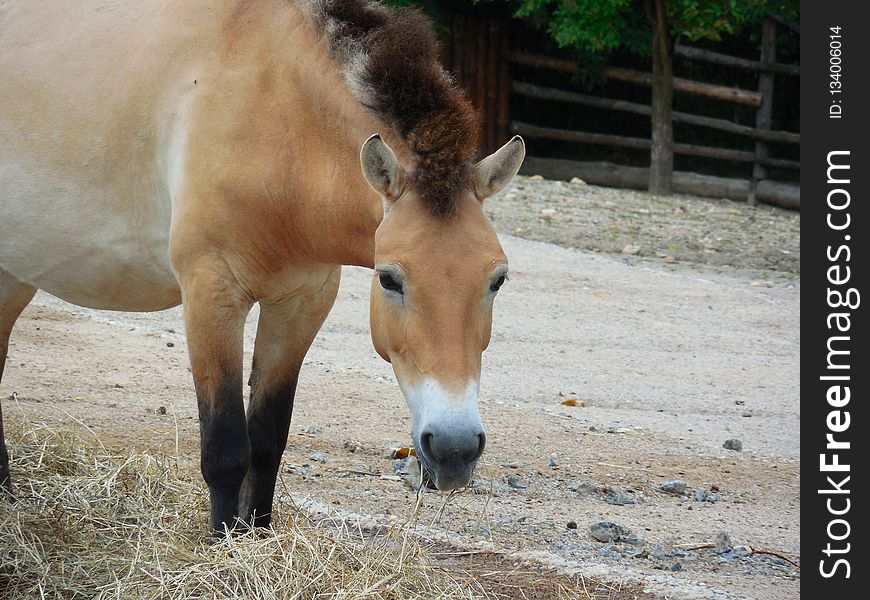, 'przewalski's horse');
0,0,525,533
